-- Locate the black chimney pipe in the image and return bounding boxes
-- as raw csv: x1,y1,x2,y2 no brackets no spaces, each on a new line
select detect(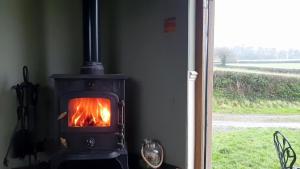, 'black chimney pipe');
80,0,104,74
